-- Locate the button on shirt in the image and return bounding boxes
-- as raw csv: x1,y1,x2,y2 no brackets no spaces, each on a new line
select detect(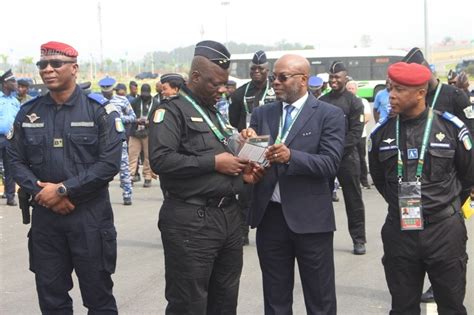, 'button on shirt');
0,91,20,135
271,92,309,203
